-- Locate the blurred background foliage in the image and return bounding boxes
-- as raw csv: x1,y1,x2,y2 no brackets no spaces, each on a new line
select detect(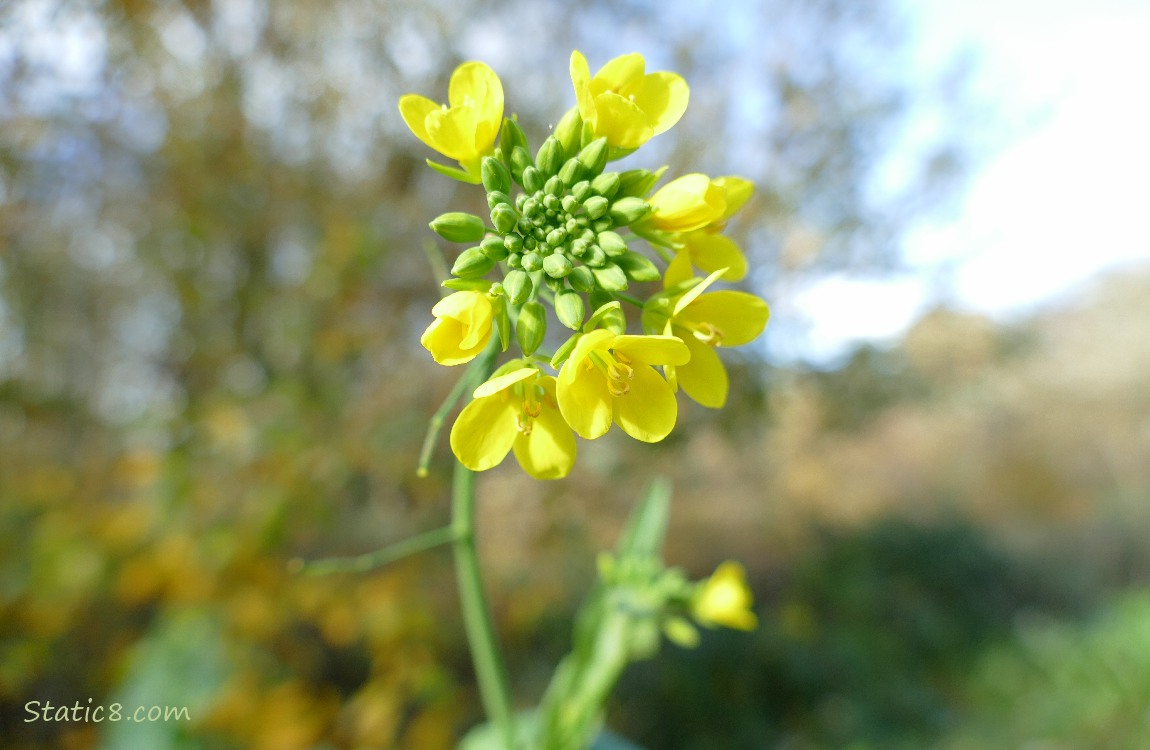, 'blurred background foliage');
1,0,1148,748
